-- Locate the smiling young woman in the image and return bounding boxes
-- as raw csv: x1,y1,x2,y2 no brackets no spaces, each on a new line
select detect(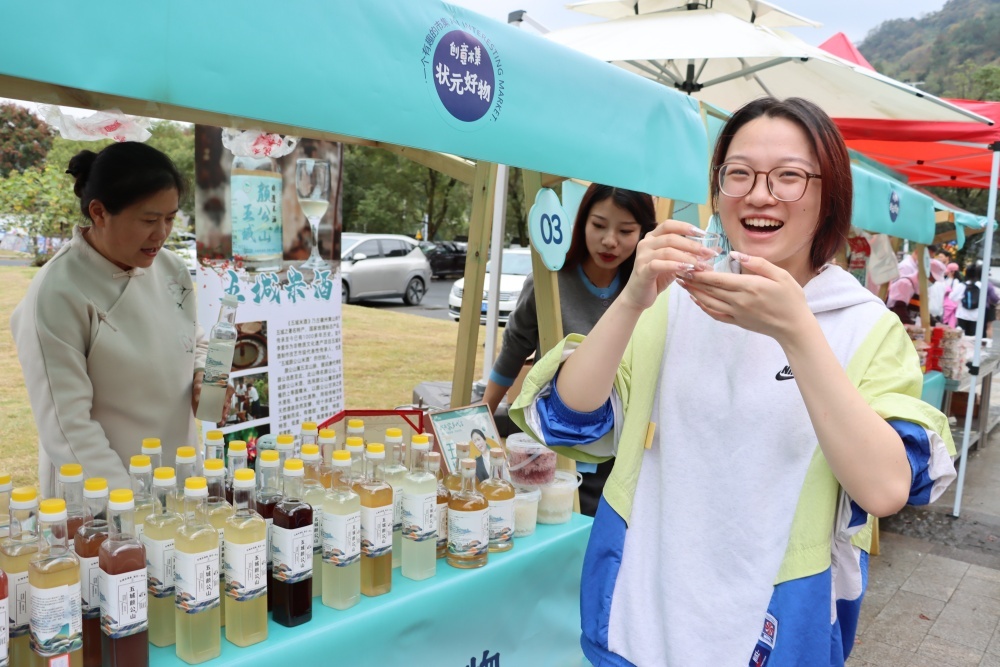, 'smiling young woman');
11,142,208,496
